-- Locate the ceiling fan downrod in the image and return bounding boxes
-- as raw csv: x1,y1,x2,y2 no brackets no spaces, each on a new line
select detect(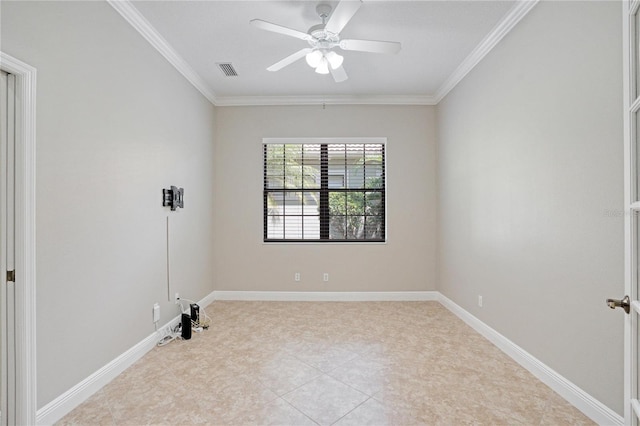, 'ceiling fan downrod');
316,4,332,23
